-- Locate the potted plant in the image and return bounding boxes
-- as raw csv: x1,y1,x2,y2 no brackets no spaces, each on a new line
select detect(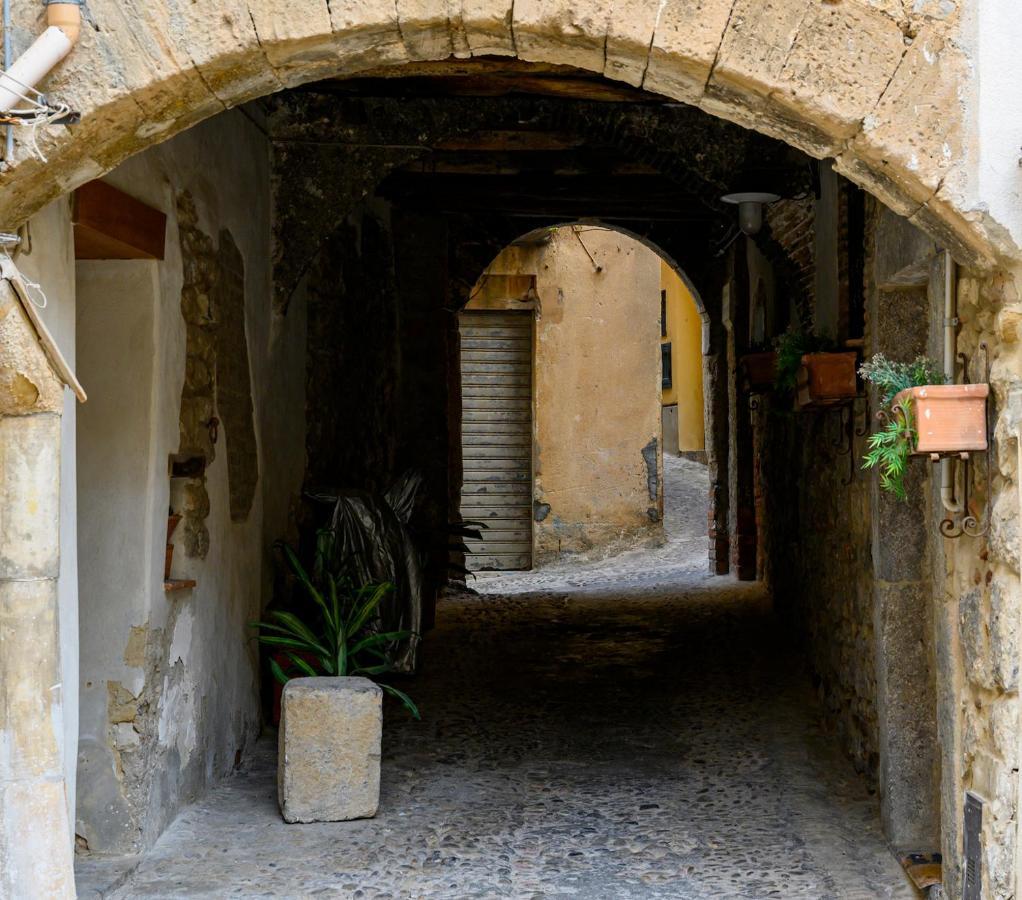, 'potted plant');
796,351,858,407
740,347,778,392
252,537,419,823
860,354,987,498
